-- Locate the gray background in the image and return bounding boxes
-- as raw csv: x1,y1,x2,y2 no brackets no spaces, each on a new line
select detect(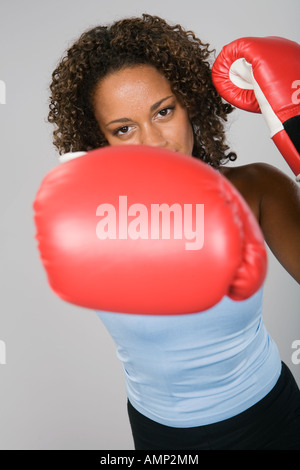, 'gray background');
0,0,299,450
